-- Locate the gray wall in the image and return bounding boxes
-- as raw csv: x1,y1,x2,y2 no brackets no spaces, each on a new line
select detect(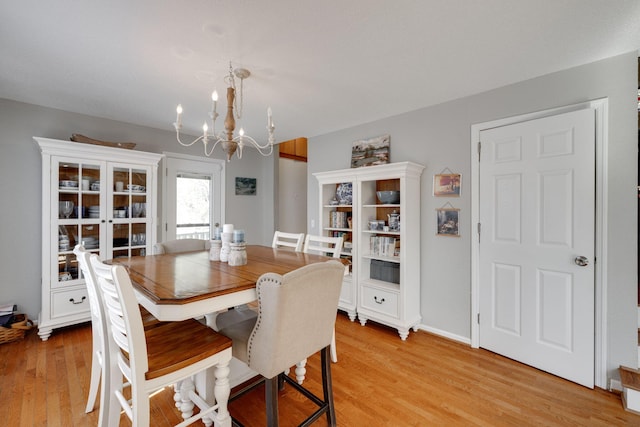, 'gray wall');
0,98,275,320
277,157,307,234
307,51,638,381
